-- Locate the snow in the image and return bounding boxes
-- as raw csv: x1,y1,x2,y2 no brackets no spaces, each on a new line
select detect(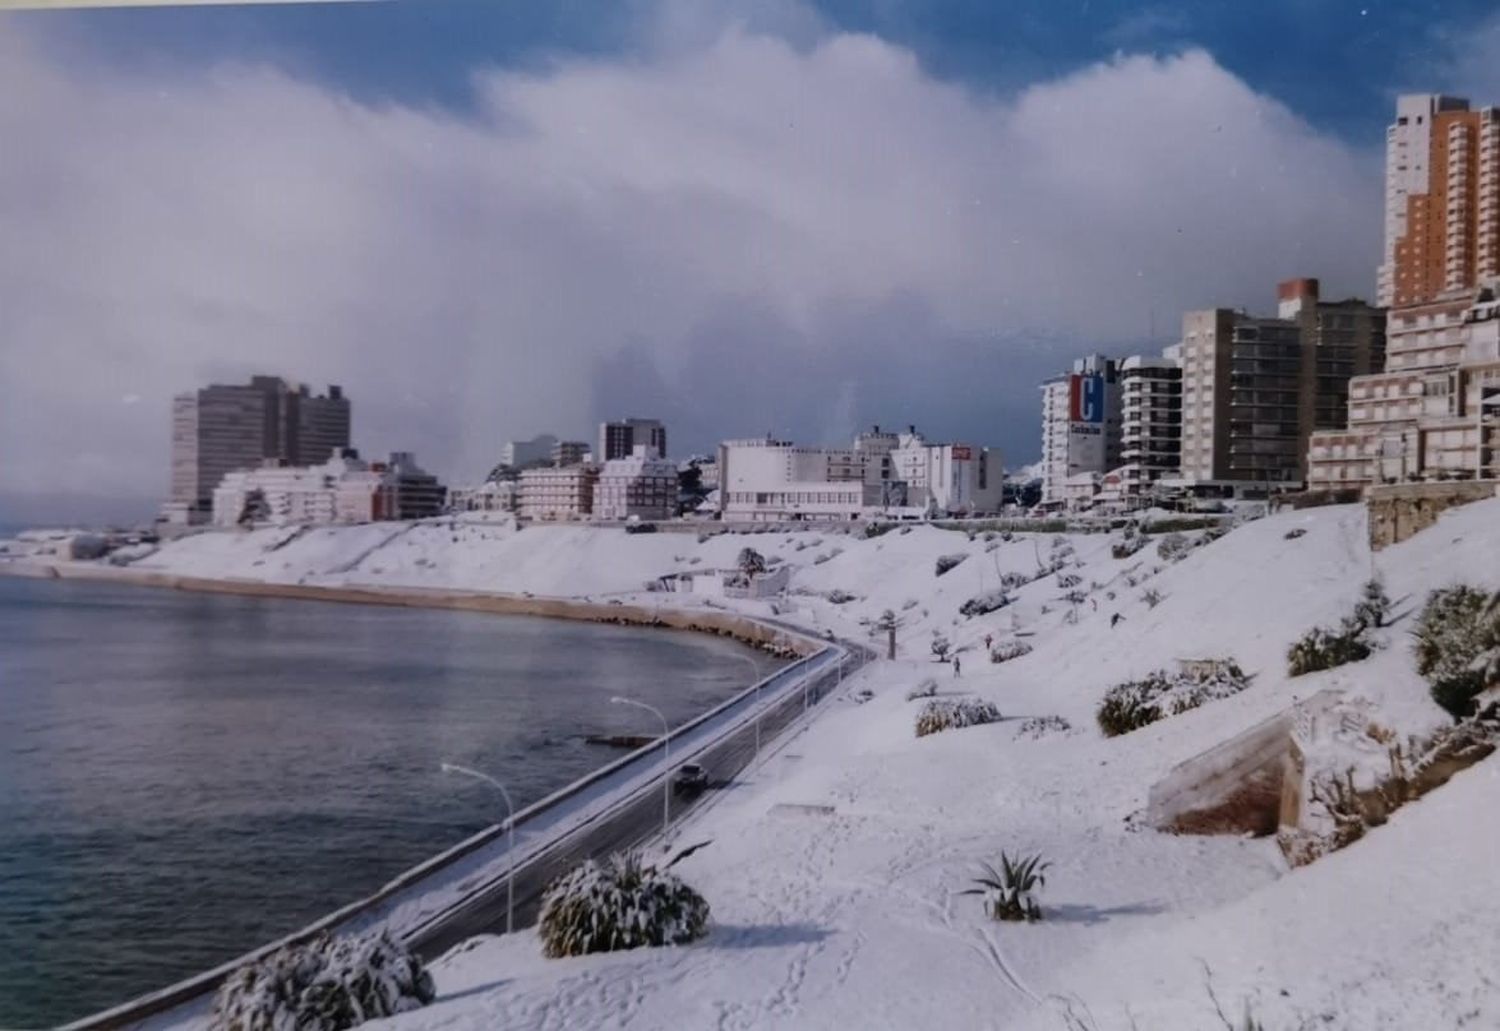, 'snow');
23,498,1500,1029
